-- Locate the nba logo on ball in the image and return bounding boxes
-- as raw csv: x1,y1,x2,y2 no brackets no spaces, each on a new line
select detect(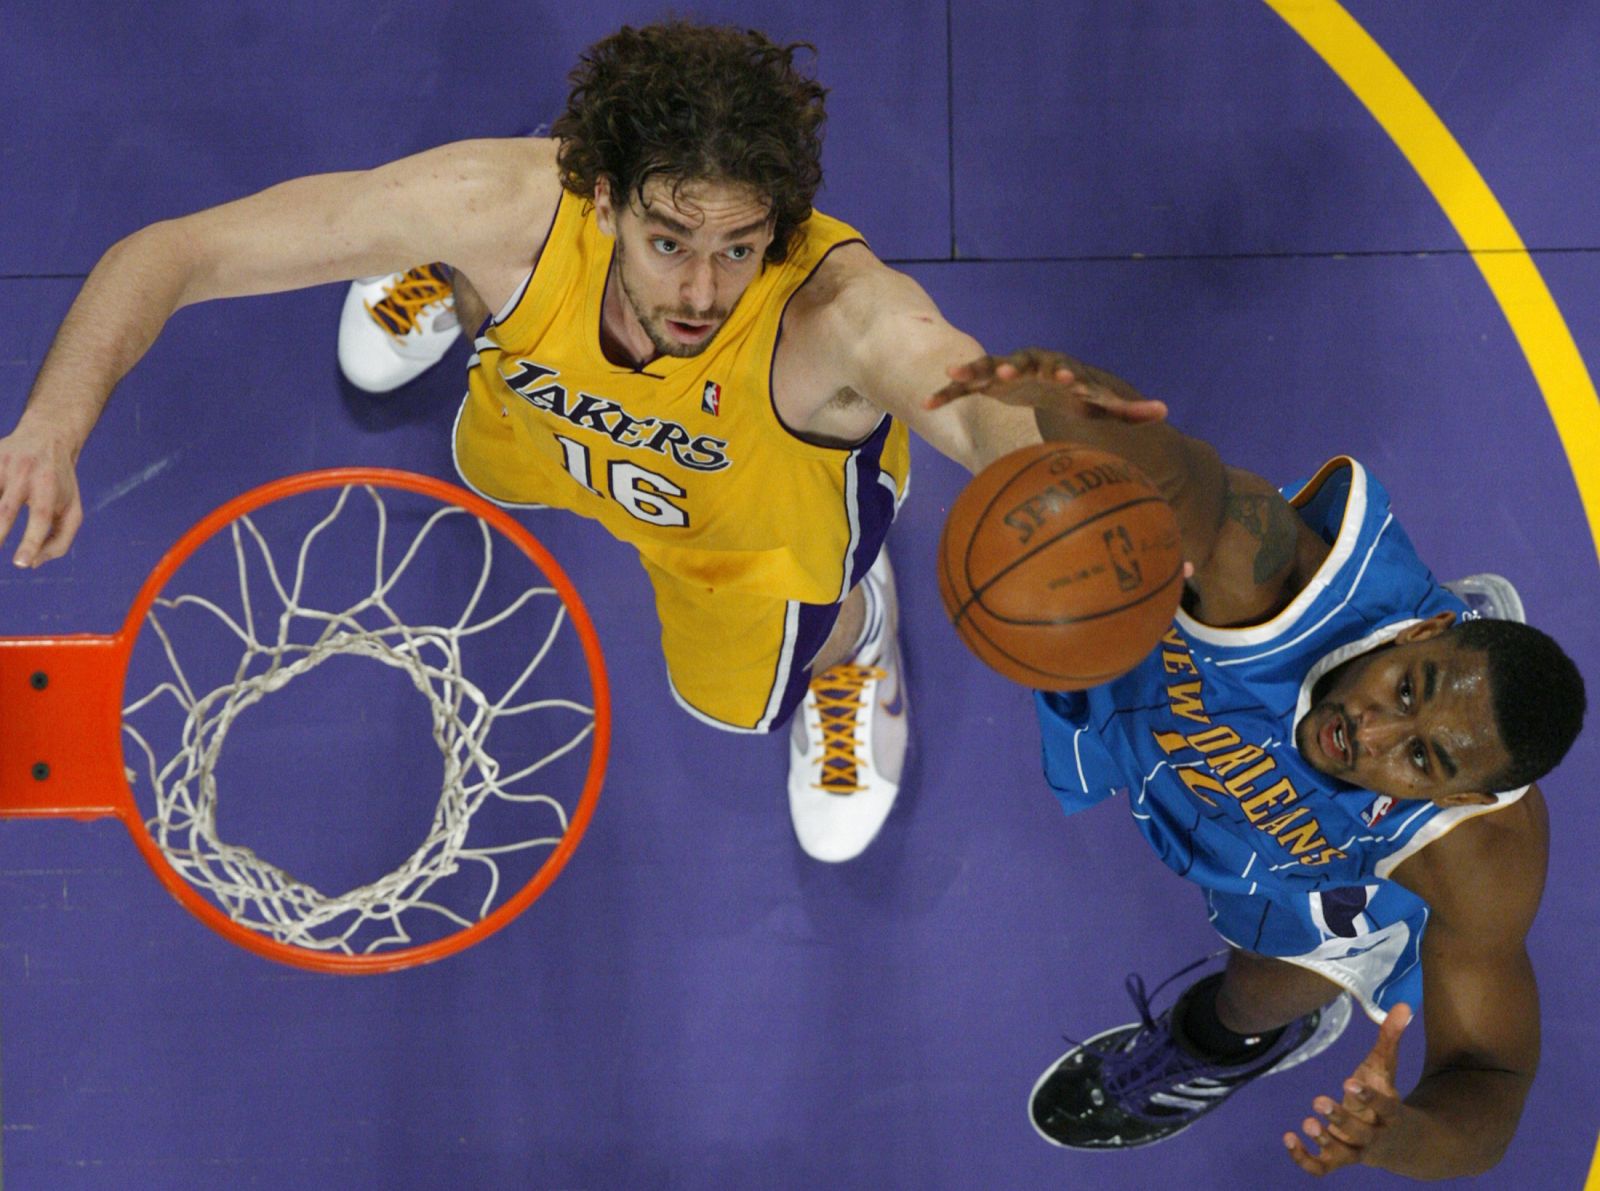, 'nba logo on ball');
937,442,1184,691
1103,525,1143,591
